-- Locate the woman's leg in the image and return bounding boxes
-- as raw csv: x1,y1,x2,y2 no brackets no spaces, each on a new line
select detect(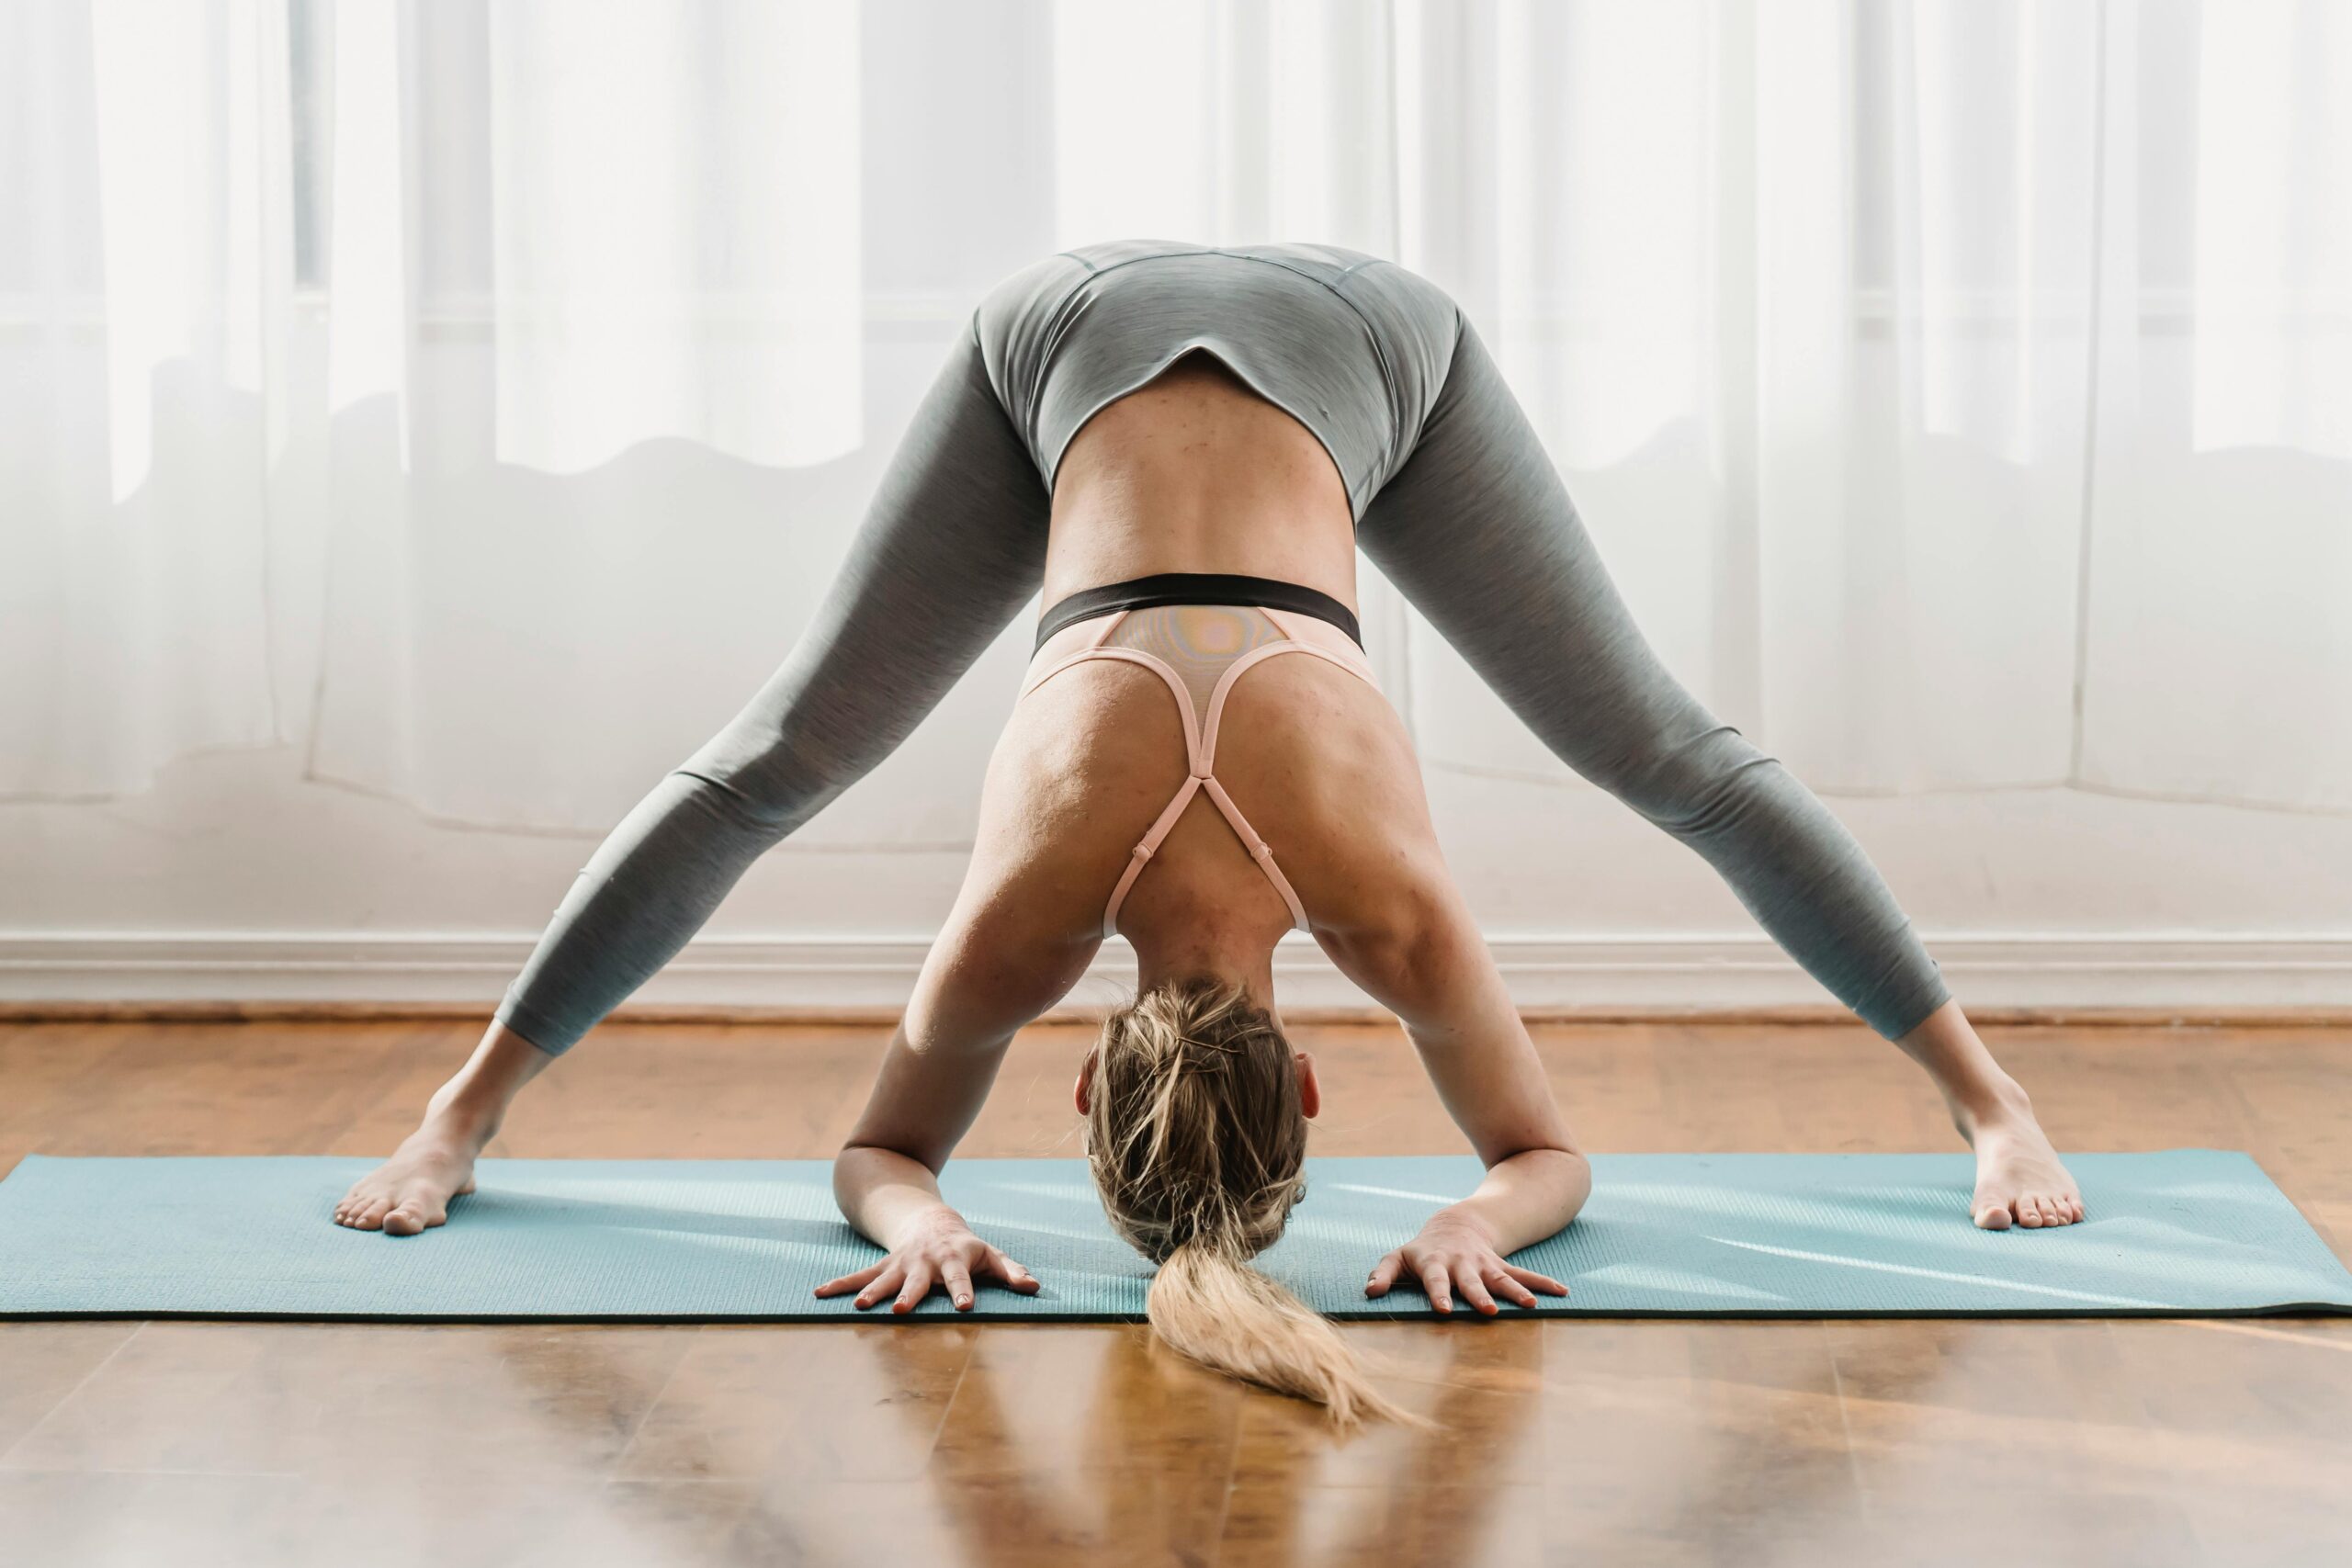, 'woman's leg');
1356,316,2079,1228
335,321,1054,1232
